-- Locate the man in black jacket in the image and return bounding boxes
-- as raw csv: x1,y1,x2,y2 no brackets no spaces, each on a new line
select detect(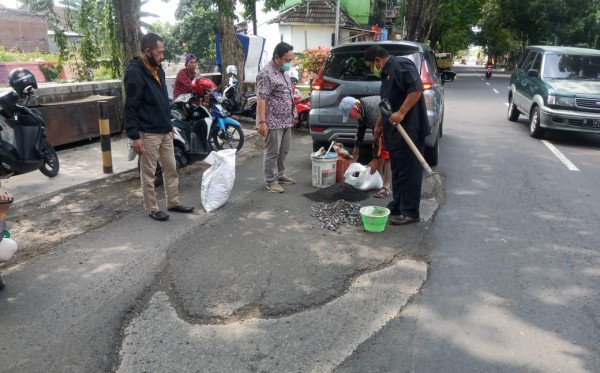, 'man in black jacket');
365,45,430,225
124,33,194,221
